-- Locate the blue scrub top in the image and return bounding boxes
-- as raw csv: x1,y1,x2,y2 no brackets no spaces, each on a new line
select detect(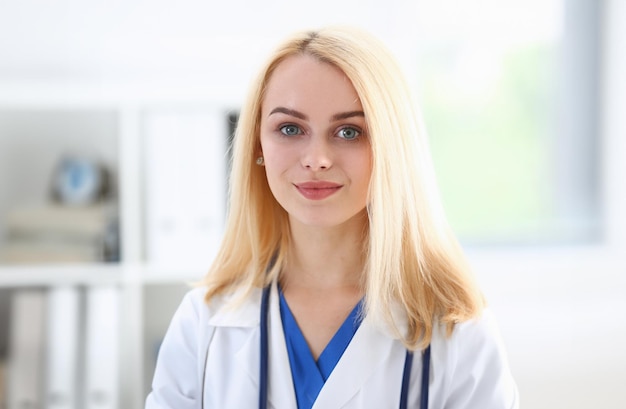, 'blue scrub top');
279,288,364,409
